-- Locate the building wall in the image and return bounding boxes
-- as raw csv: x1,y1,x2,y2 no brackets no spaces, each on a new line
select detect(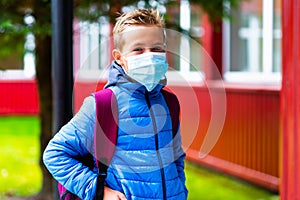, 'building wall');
183,84,280,192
